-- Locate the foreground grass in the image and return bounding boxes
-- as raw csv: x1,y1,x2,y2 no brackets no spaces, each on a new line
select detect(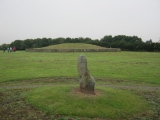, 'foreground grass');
26,85,150,119
0,51,160,84
1,49,160,120
1,78,160,120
